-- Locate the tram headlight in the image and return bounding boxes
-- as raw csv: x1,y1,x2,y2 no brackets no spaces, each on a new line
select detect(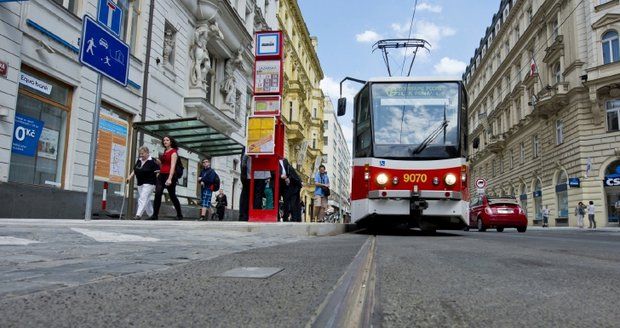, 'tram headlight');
376,173,389,186
444,173,457,186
